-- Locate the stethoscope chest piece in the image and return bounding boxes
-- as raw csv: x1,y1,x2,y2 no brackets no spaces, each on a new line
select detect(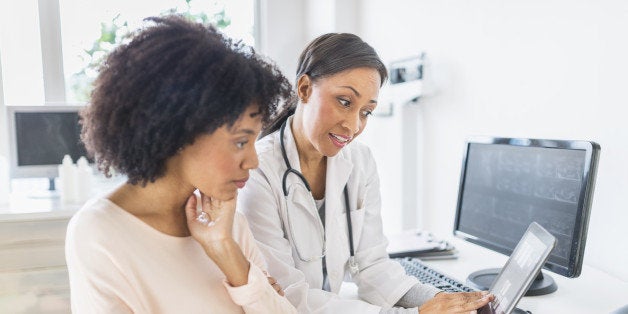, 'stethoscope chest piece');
349,256,359,275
